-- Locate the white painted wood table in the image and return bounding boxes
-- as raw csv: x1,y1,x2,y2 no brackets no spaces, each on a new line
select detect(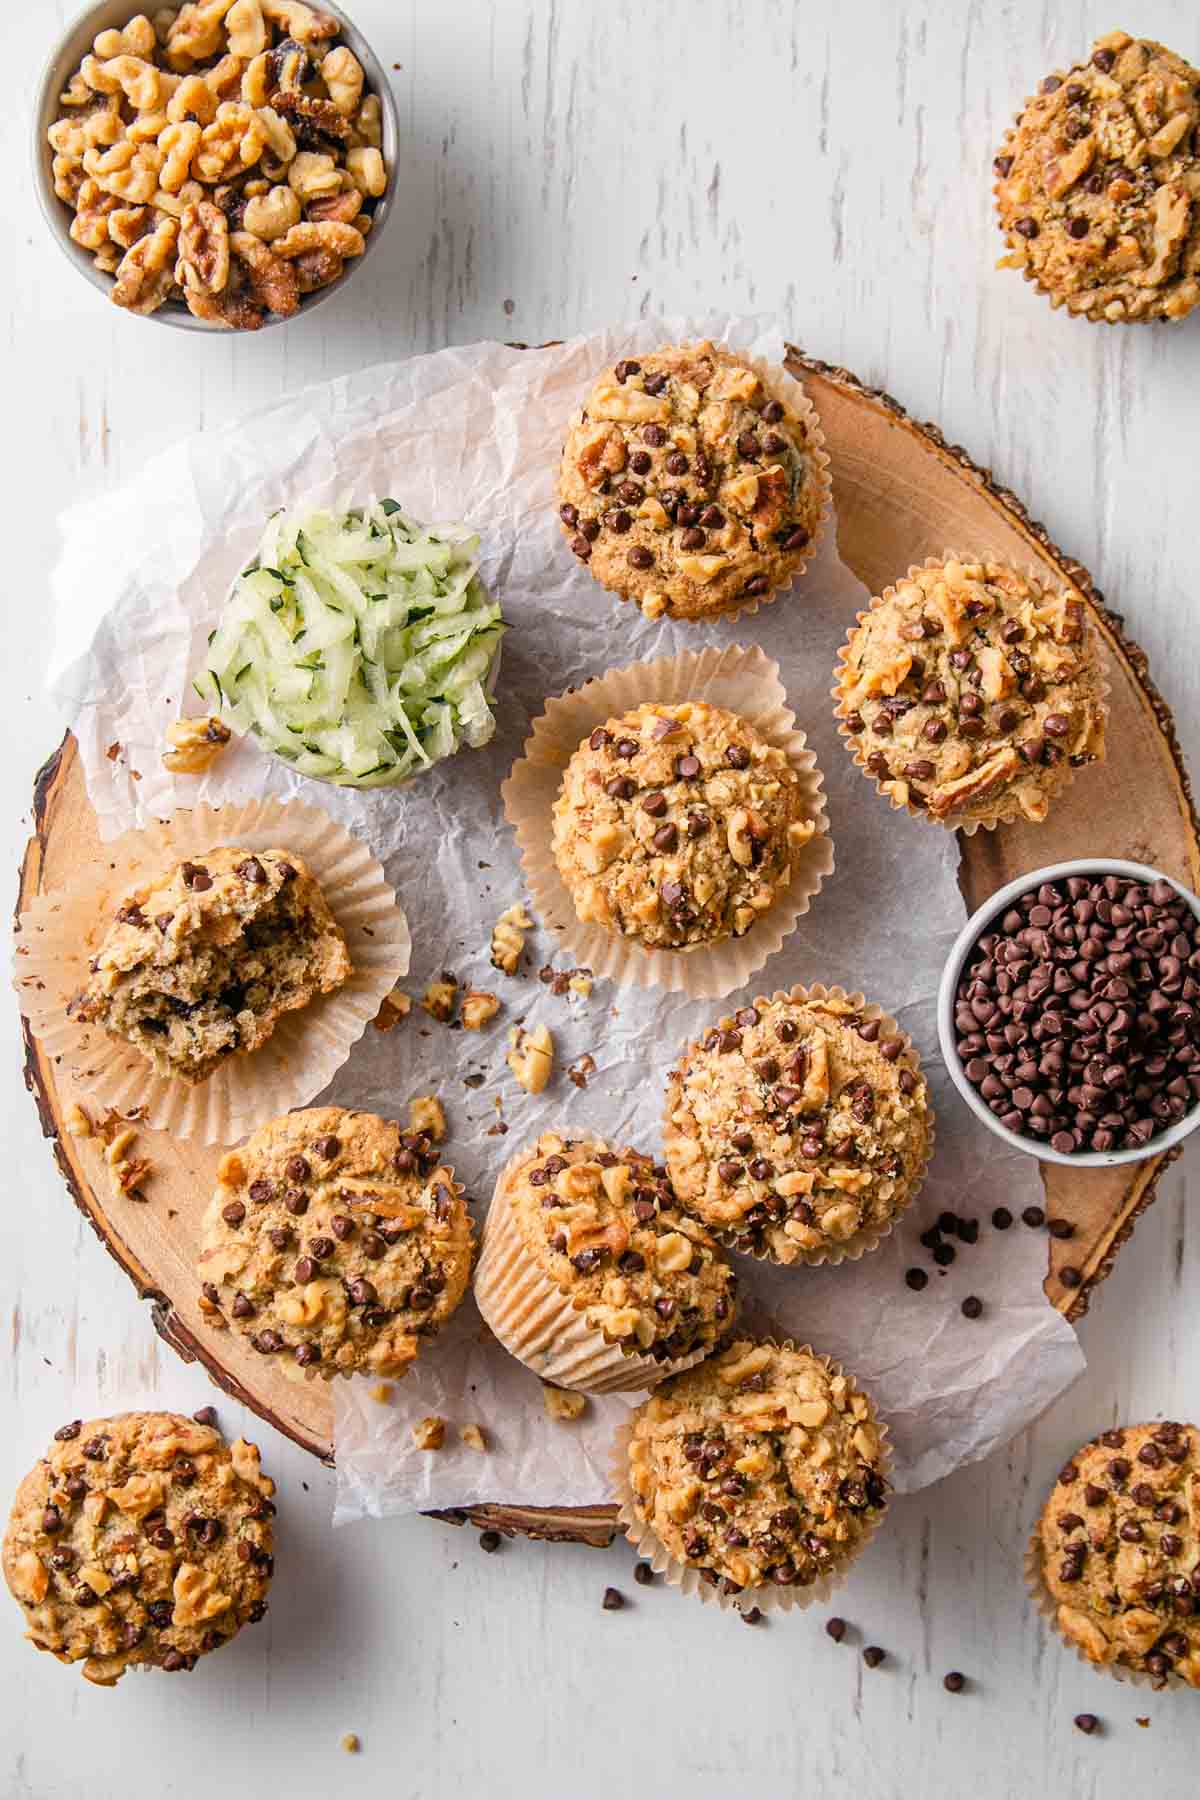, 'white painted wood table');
5,2,1199,1794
